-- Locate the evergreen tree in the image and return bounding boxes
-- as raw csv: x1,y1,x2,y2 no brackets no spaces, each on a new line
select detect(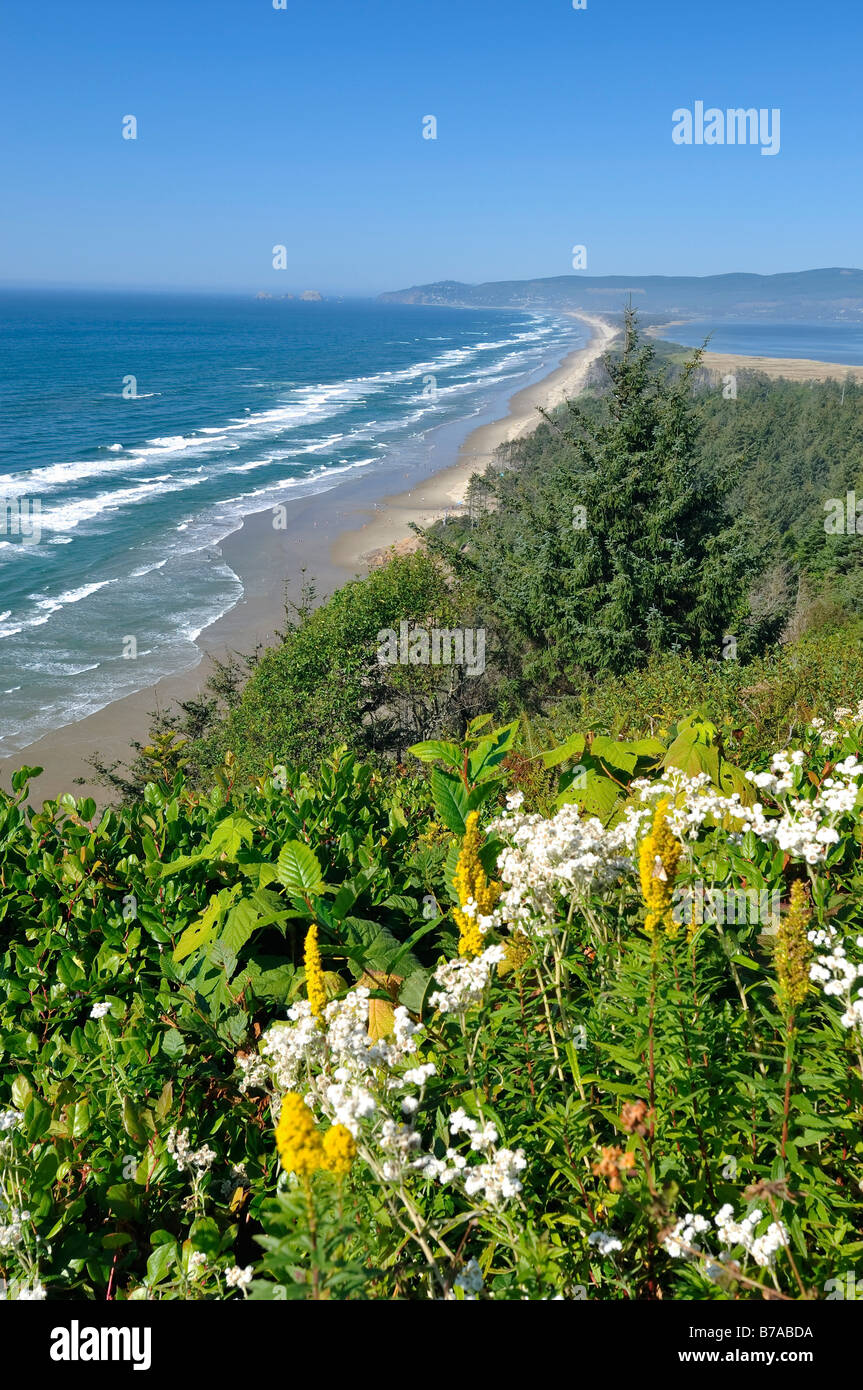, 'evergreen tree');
427,308,746,683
